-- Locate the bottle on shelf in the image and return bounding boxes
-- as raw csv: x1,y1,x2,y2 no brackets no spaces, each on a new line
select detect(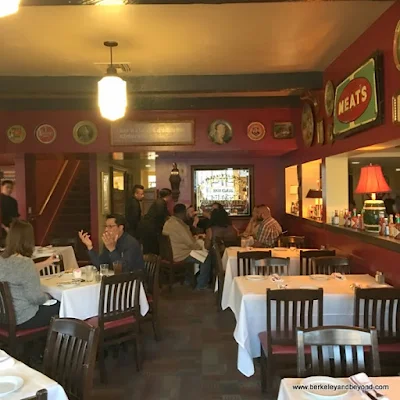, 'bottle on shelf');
357,214,363,230
333,210,339,226
384,217,389,236
389,215,395,238
379,214,386,236
339,210,344,226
